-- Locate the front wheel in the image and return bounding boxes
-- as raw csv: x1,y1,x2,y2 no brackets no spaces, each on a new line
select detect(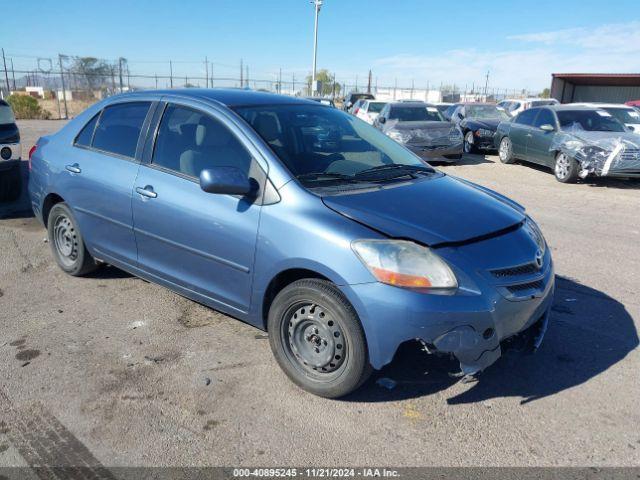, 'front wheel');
268,279,371,398
498,137,515,164
554,152,579,183
463,131,477,154
47,202,99,276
